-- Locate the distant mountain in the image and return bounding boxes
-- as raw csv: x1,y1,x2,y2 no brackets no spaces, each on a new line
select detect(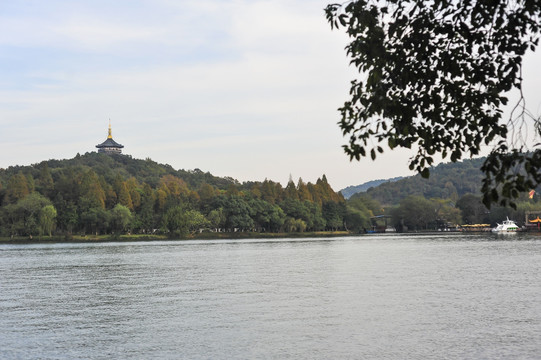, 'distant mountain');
357,158,486,205
340,177,404,199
